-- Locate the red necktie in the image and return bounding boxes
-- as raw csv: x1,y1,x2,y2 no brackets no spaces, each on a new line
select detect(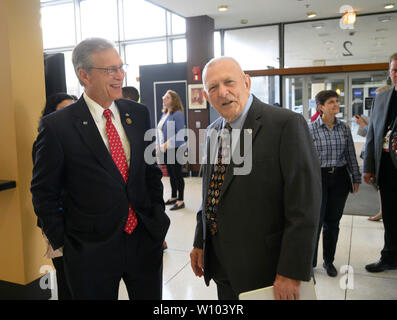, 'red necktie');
103,109,137,234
